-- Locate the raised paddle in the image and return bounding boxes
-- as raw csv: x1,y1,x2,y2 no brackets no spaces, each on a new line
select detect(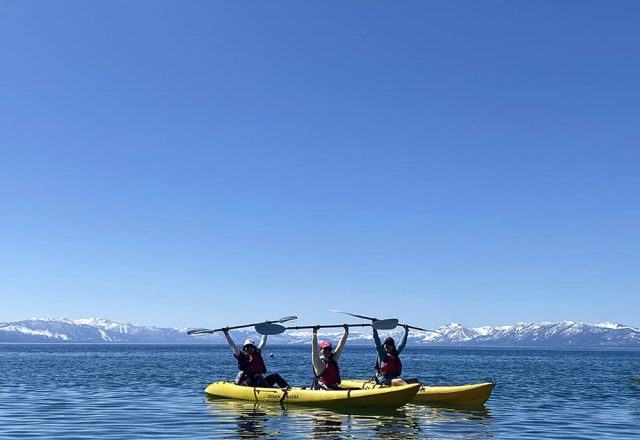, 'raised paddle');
285,318,399,331
400,323,443,334
329,309,380,321
330,309,442,334
187,315,297,336
254,319,399,336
